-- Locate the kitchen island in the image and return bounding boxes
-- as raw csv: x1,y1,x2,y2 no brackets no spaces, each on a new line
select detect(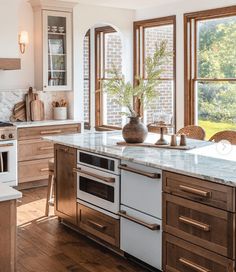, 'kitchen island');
45,131,236,272
0,183,22,272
